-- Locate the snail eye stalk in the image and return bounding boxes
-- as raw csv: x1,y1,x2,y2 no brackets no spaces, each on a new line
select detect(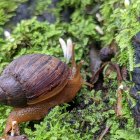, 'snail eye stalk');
59,38,75,67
